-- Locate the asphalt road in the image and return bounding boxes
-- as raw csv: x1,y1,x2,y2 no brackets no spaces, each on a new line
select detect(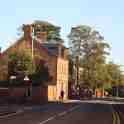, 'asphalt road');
0,101,123,124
